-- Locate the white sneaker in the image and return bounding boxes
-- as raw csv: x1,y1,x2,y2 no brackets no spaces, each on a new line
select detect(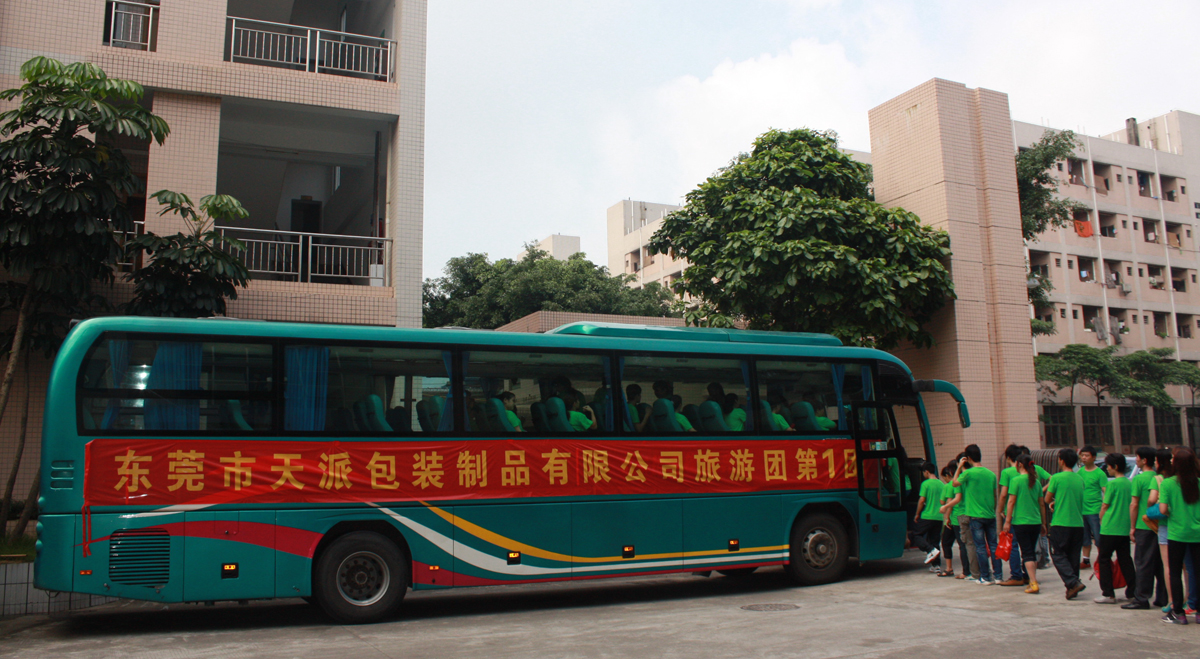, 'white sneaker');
1093,596,1116,604
974,578,990,585
924,548,941,564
